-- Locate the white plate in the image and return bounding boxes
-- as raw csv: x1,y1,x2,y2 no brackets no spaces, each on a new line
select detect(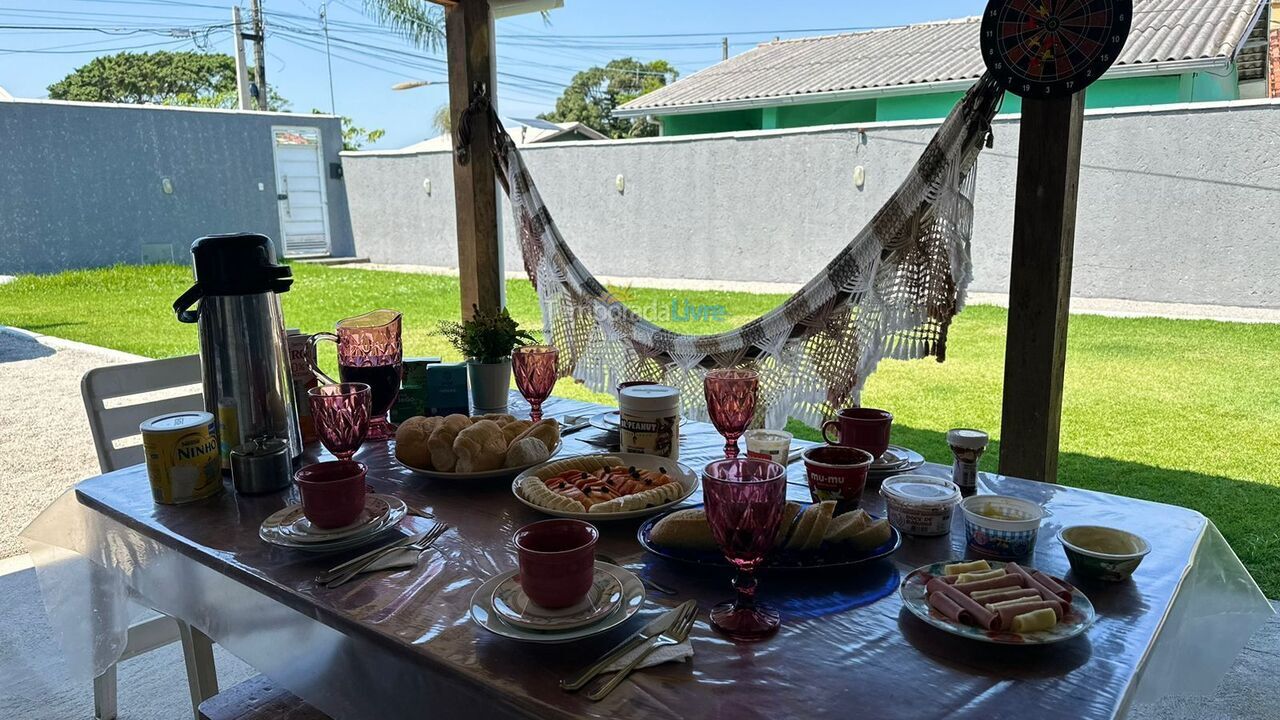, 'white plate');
399,441,562,481
588,411,621,433
470,562,644,643
278,496,394,543
511,452,699,521
260,495,406,552
491,568,622,631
